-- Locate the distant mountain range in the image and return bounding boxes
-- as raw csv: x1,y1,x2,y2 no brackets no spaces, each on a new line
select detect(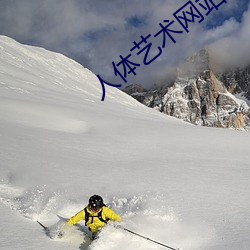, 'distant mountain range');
123,49,250,130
